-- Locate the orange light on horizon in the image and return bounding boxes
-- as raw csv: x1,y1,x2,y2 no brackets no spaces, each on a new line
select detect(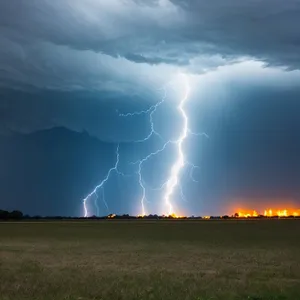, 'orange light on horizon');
235,208,300,218
236,209,299,218
264,209,273,217
237,210,259,218
169,213,186,219
277,210,288,217
264,209,291,217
